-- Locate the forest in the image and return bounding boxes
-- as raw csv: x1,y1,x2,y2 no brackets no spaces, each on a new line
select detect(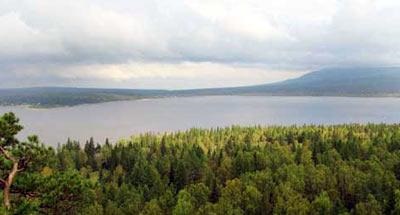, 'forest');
1,112,400,214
